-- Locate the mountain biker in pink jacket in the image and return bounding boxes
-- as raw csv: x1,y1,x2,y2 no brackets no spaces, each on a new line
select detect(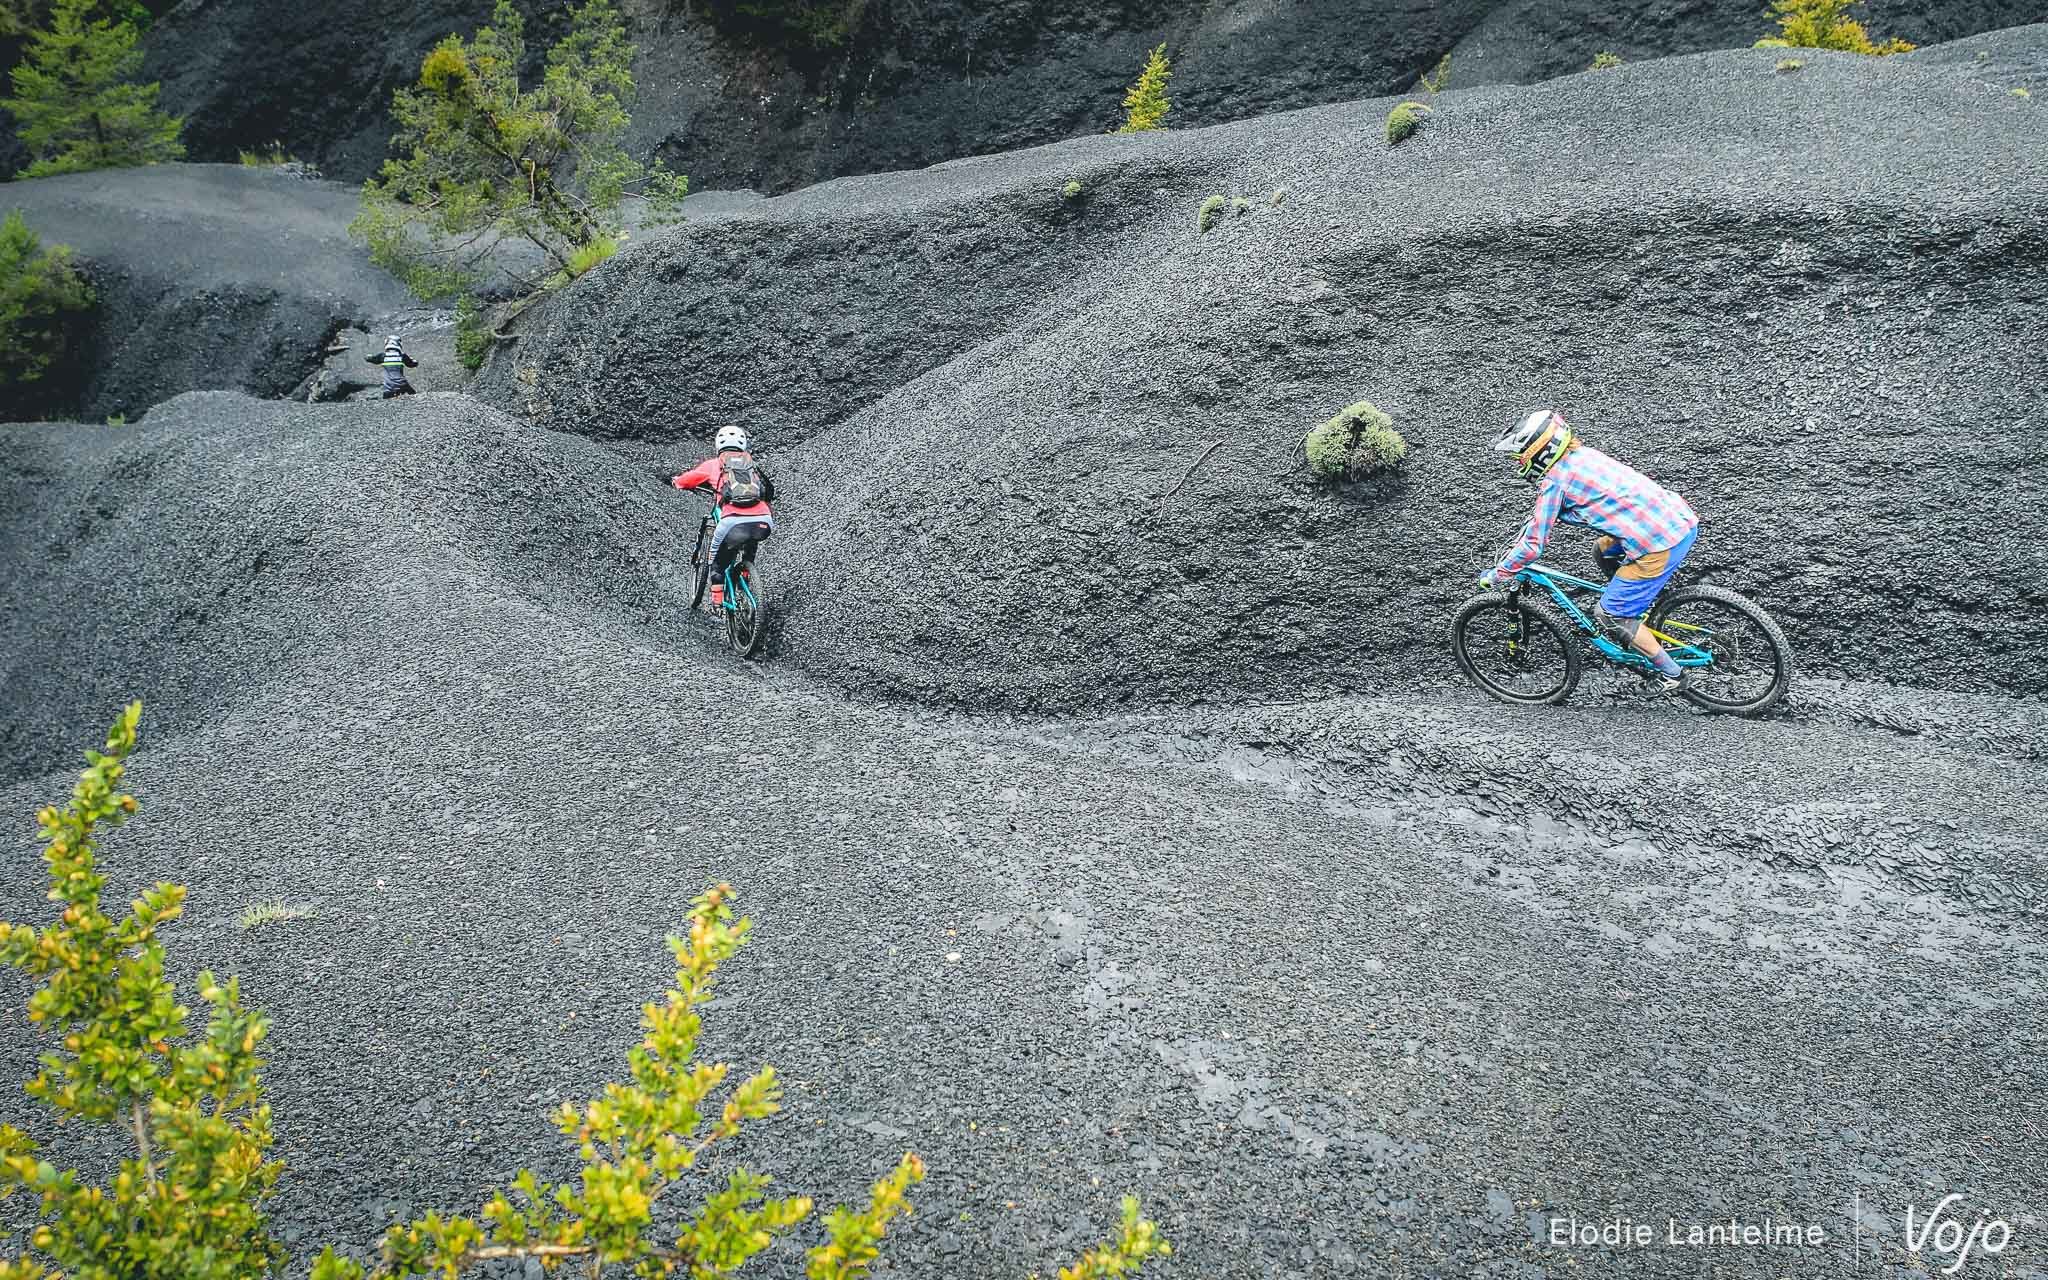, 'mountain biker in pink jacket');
1480,409,1699,691
658,425,775,607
